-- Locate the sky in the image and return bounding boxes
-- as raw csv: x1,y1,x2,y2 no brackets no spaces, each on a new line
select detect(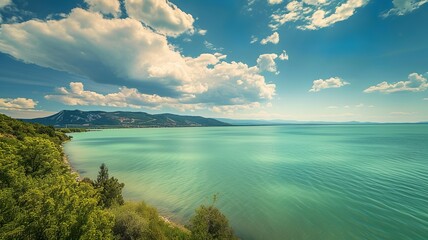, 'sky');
0,0,427,122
